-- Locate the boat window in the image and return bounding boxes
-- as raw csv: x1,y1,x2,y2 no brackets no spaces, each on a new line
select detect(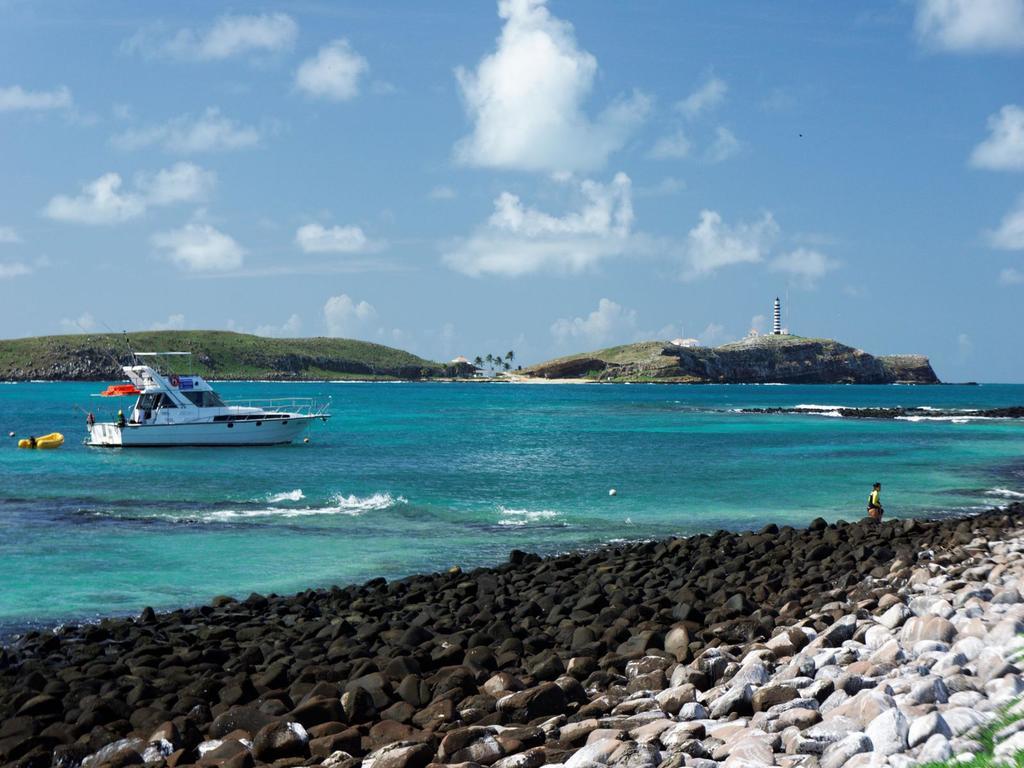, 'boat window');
182,391,226,408
136,393,158,410
156,394,177,409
